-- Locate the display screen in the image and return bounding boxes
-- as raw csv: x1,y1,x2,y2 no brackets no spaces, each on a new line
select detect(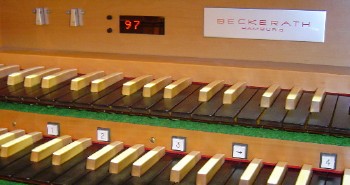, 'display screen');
119,16,165,35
